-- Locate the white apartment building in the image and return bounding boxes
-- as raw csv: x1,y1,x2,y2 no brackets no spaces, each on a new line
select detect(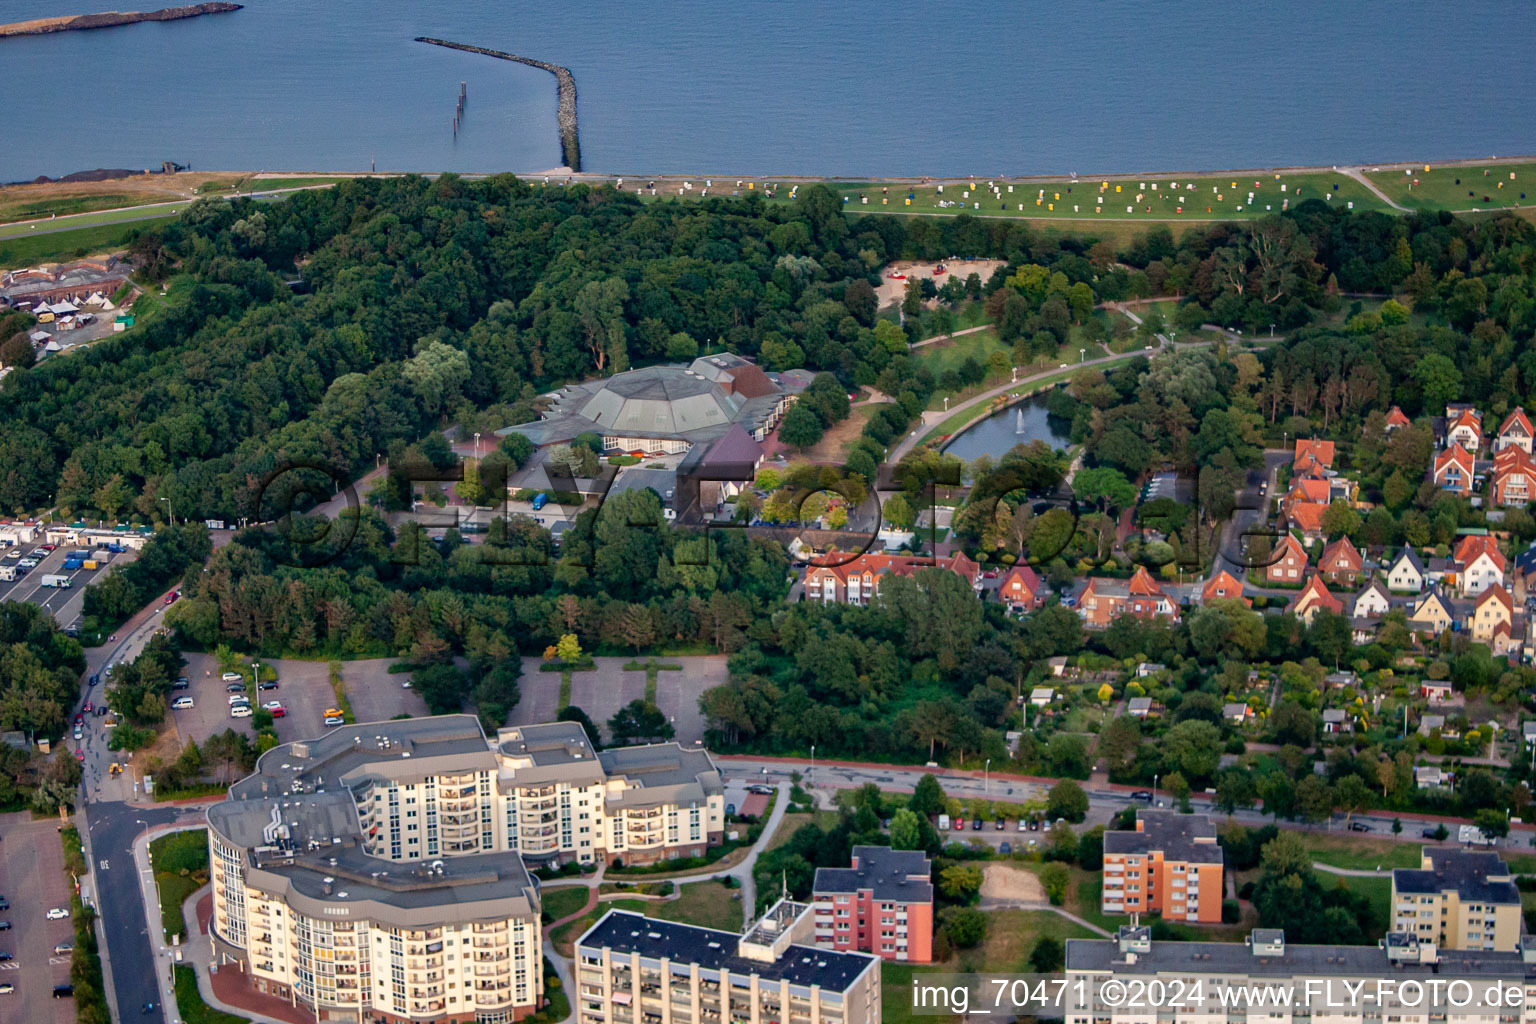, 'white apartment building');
1066,926,1536,1024
207,715,728,1024
575,903,882,1024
